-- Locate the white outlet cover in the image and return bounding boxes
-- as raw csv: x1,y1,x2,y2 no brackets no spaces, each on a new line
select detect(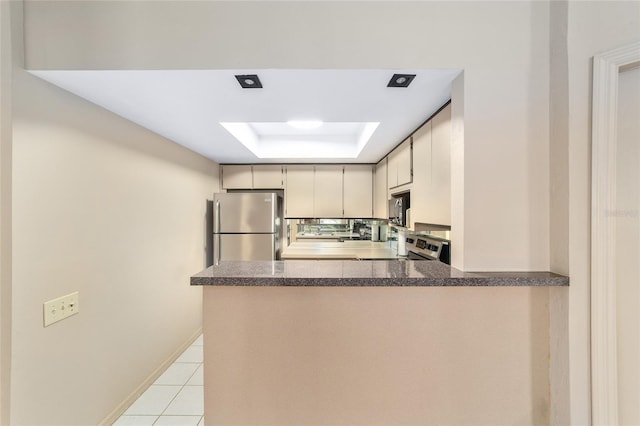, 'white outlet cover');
43,291,79,327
